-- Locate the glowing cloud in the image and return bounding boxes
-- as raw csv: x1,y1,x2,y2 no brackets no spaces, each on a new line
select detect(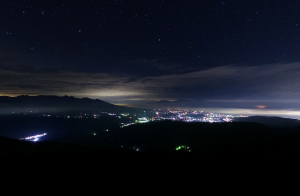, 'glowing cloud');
256,106,267,109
